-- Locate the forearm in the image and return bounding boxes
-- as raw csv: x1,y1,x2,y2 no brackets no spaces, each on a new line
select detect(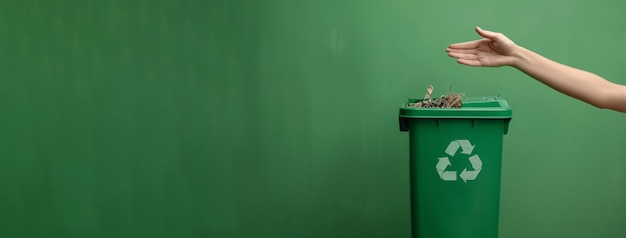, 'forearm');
511,46,622,110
